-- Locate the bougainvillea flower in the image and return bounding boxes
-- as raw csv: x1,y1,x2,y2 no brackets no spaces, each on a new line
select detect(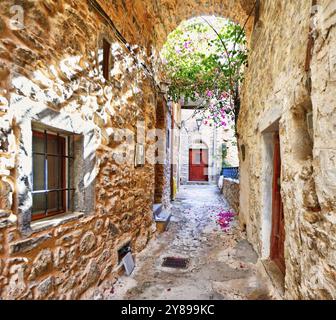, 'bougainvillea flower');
216,210,236,231
175,45,181,54
221,92,229,99
183,41,192,49
206,90,213,97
